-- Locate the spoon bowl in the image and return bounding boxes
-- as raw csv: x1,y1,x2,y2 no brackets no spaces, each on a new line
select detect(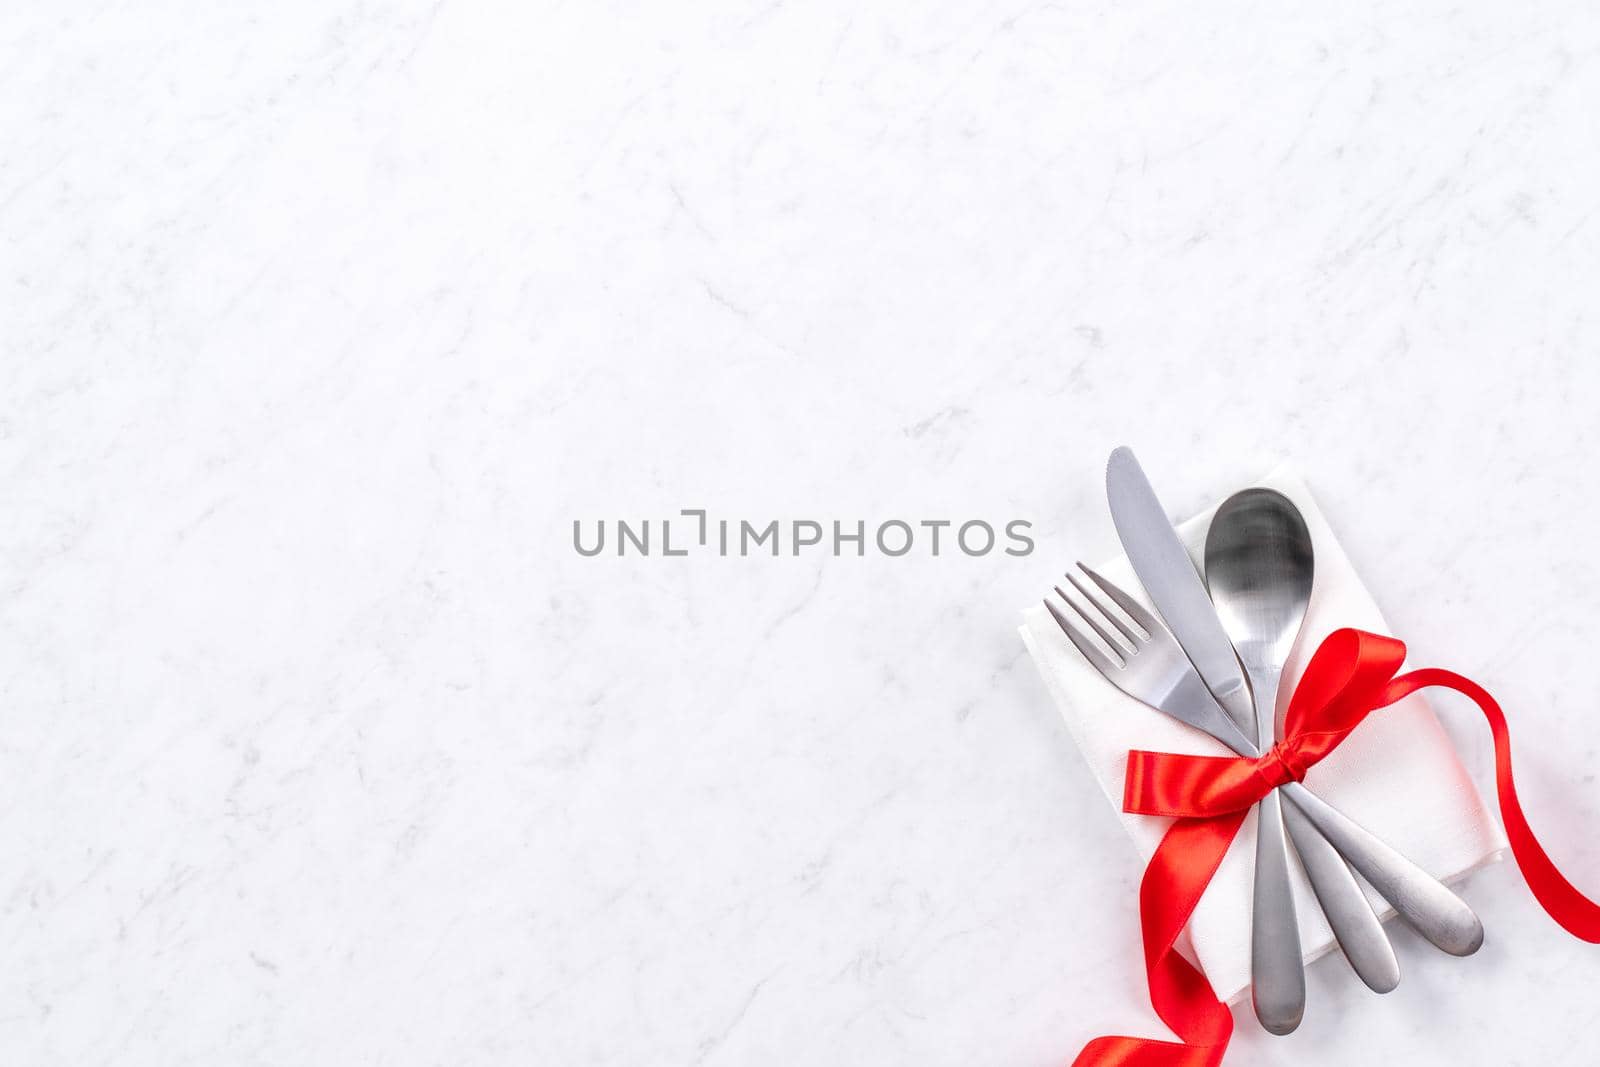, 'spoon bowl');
1204,488,1315,703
